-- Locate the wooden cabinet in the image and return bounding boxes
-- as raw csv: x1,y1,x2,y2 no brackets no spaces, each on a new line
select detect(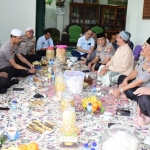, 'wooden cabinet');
70,3,100,32
100,5,127,40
